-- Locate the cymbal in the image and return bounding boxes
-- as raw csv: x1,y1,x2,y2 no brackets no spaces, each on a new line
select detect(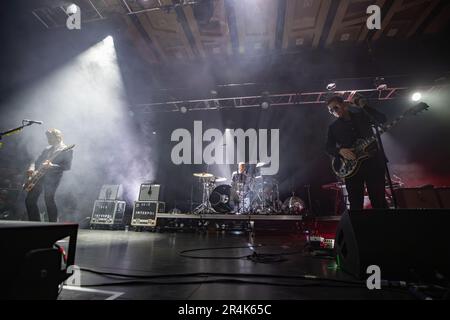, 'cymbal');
193,172,214,178
214,177,227,182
